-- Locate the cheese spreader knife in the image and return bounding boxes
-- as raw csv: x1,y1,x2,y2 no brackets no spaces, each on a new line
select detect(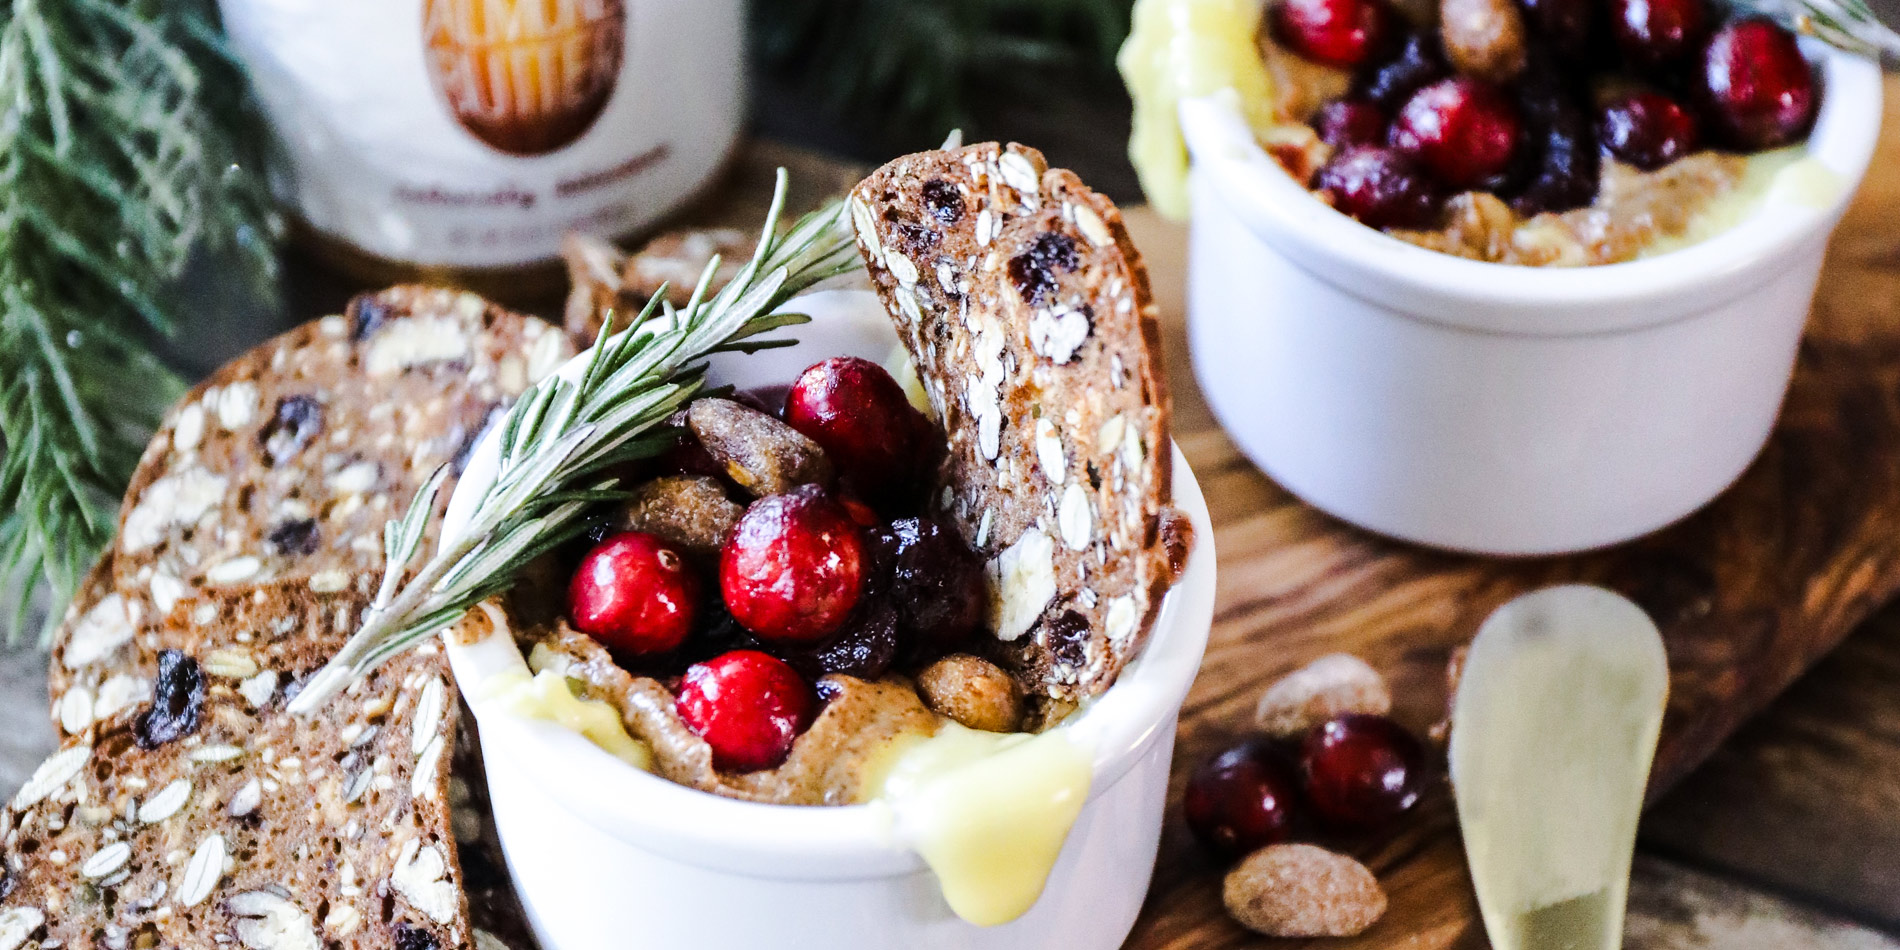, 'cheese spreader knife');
1450,586,1669,950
